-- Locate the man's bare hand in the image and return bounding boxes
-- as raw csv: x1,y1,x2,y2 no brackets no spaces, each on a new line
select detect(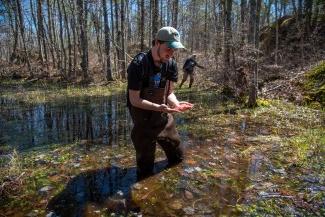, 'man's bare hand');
174,101,194,112
158,104,180,113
